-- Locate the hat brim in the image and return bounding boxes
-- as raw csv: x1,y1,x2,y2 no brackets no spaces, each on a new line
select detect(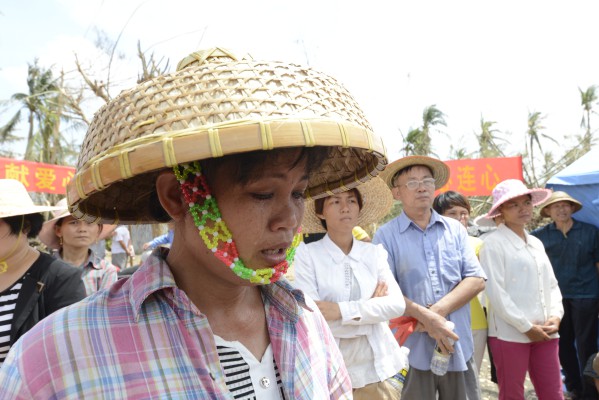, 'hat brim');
0,205,65,219
473,214,497,228
302,177,393,234
487,188,551,218
380,155,450,189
